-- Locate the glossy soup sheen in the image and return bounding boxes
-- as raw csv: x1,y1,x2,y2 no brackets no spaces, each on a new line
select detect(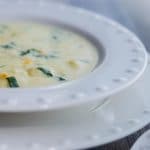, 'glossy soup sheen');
0,22,98,88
